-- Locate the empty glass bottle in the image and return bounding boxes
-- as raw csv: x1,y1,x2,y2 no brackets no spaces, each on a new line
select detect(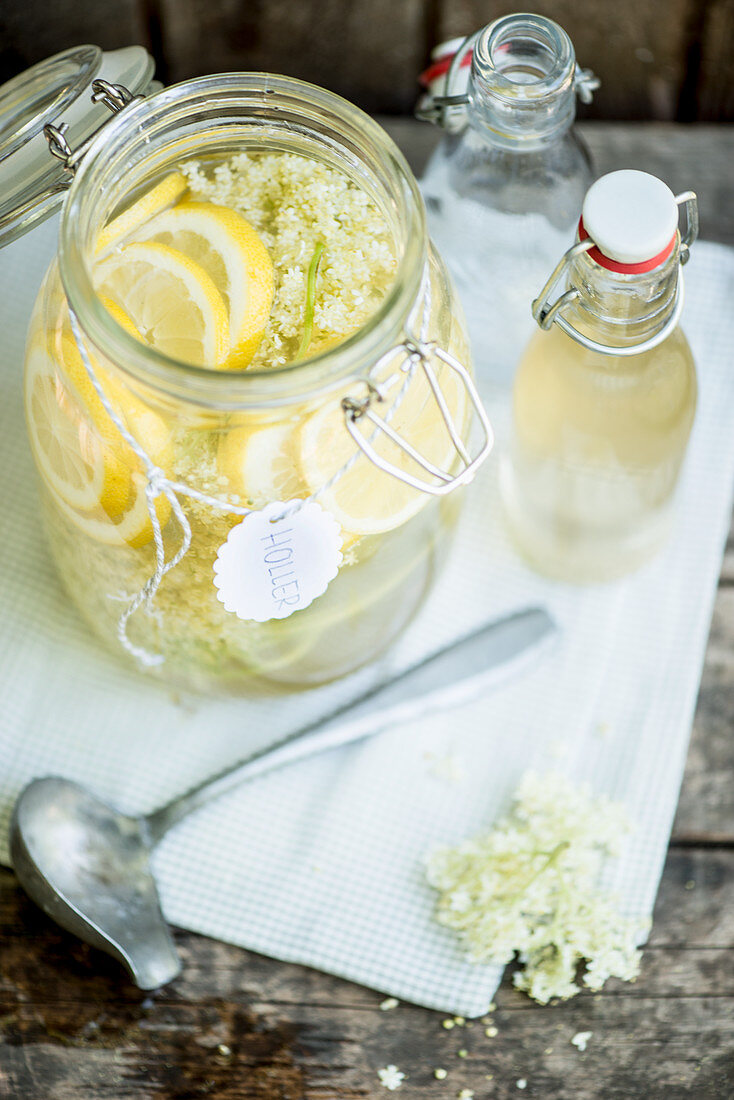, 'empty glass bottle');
419,13,598,386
